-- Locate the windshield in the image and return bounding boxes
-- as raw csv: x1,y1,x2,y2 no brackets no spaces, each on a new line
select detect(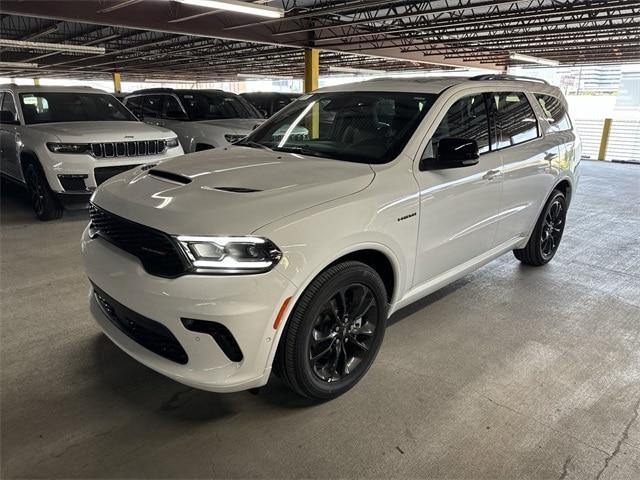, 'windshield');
177,91,262,120
242,91,437,164
19,92,137,124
